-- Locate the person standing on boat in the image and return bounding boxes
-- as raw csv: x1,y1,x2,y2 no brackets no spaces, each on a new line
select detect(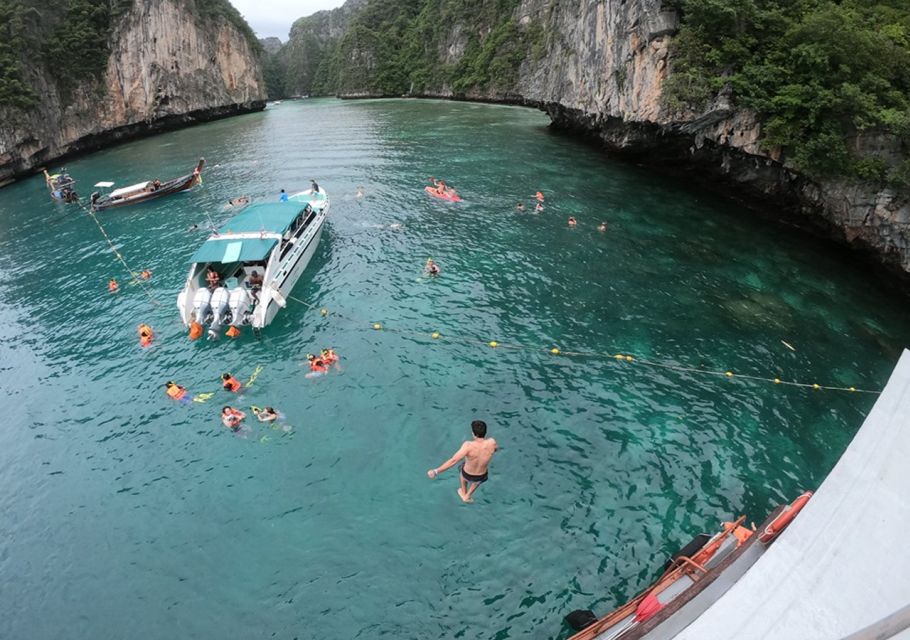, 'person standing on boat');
279,189,289,202
427,420,497,503
310,179,320,193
